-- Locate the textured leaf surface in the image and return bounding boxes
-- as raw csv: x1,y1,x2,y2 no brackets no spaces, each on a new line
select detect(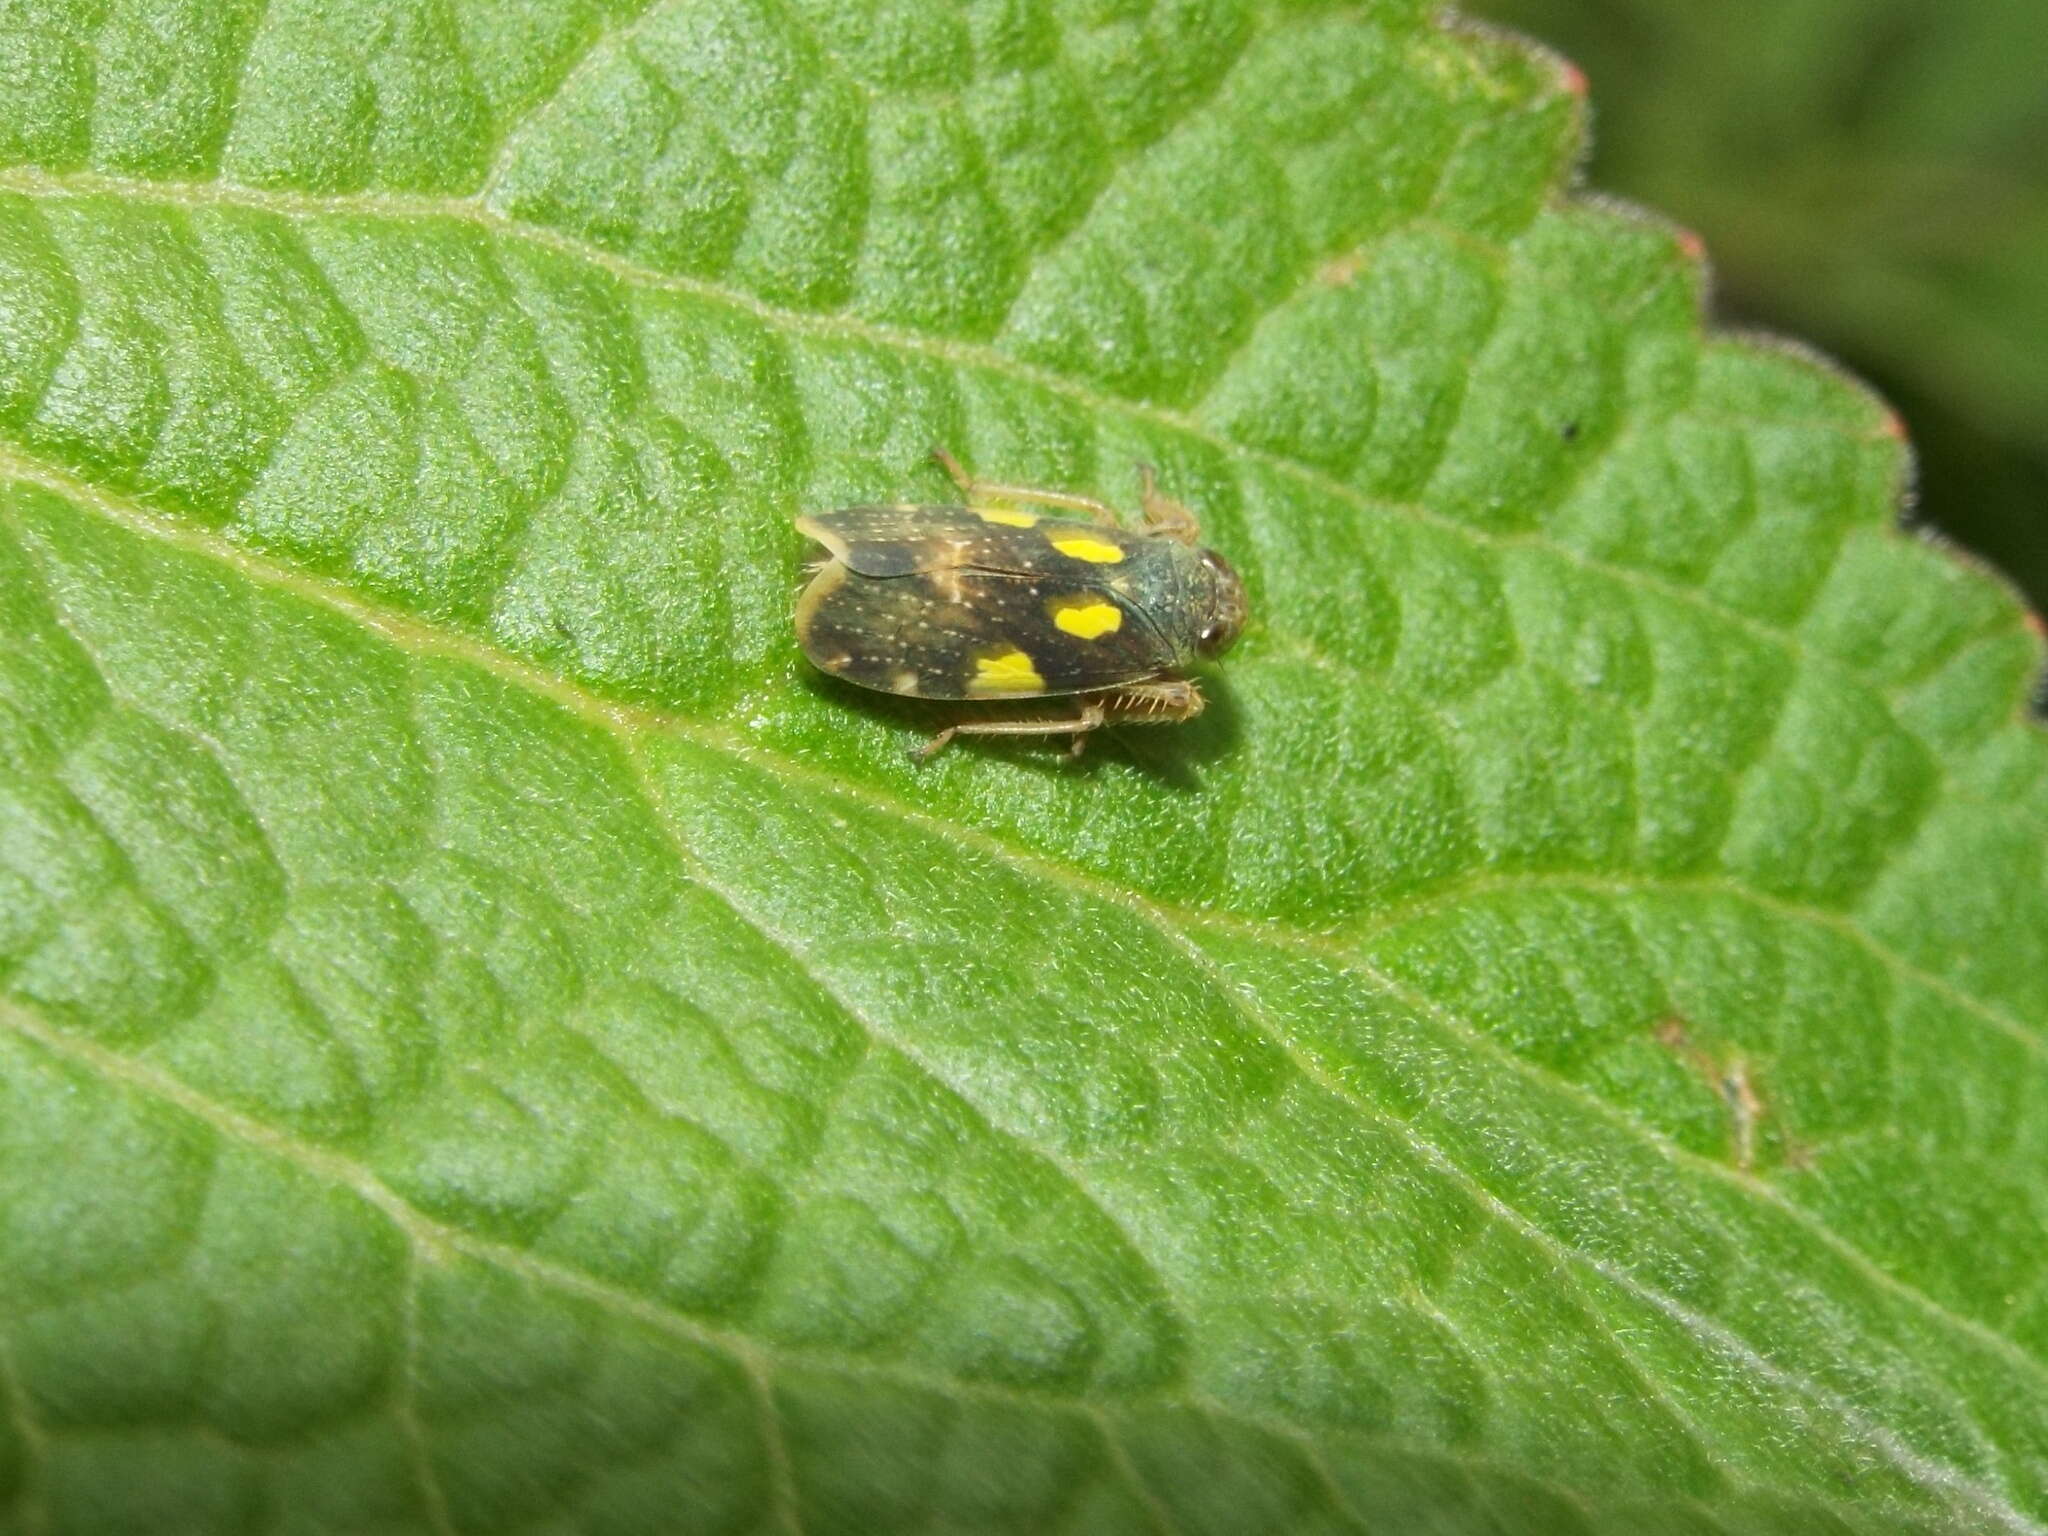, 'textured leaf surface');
1467,0,2048,609
0,2,2046,1533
